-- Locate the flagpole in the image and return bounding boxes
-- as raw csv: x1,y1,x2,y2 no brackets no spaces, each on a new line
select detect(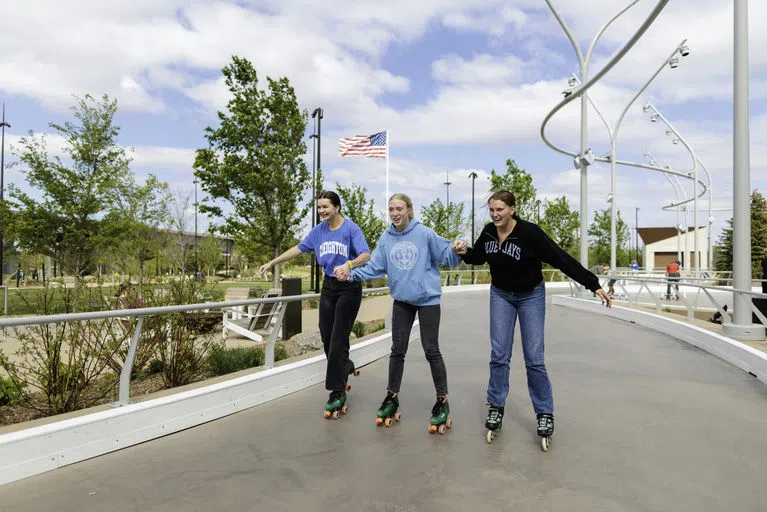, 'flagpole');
386,129,390,202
